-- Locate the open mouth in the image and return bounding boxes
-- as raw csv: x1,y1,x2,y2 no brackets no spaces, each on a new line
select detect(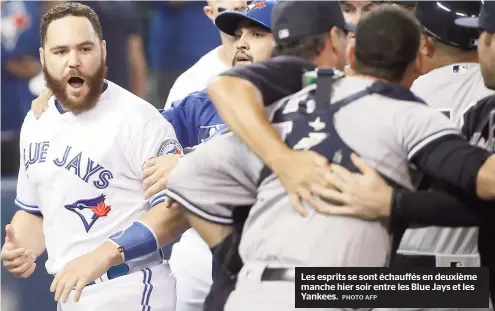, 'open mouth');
68,76,85,89
235,54,251,63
